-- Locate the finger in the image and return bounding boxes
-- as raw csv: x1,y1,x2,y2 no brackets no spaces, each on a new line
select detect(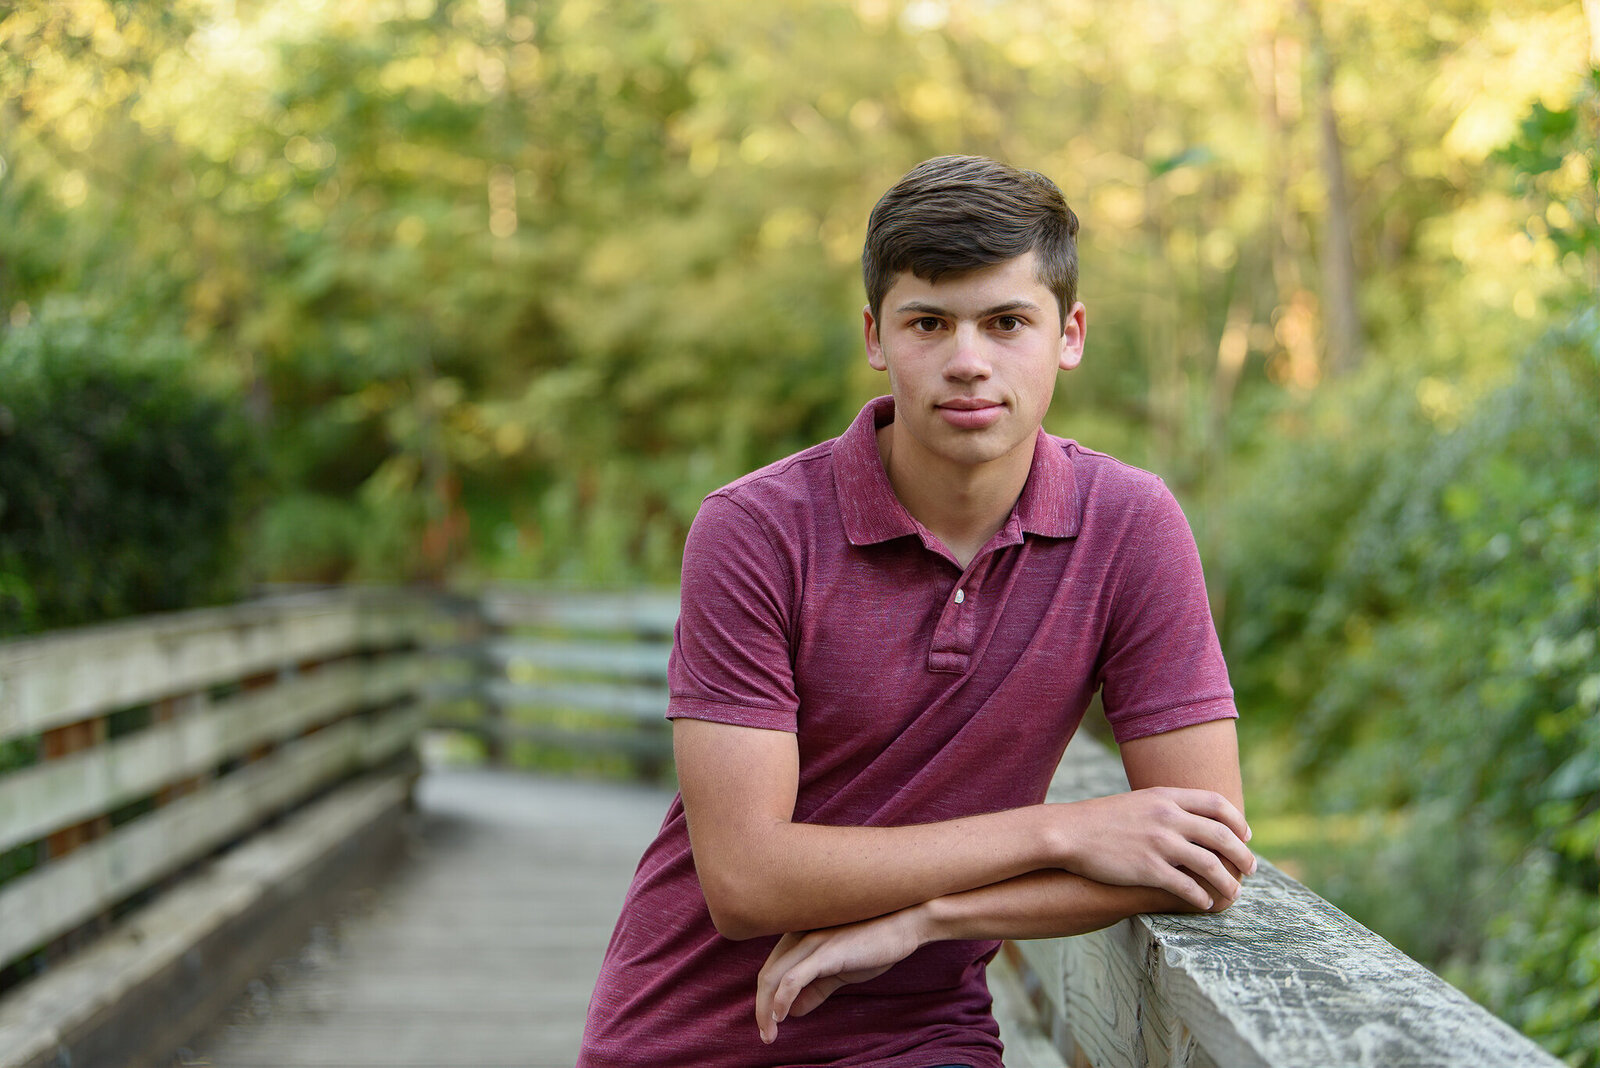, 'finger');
1174,828,1255,897
1176,867,1228,912
758,936,816,1041
790,975,849,1018
770,931,872,1024
1180,846,1243,903
1168,789,1253,848
1148,796,1255,876
1154,830,1244,901
1154,865,1215,911
769,954,831,1033
1182,814,1257,876
756,934,811,1043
